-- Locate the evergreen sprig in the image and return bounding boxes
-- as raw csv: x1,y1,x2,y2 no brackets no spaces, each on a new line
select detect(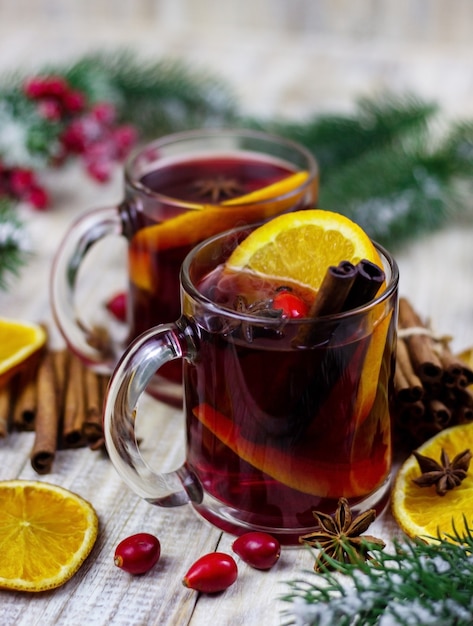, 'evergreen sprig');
1,52,473,289
253,94,473,248
59,51,238,137
281,523,473,626
0,199,27,290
